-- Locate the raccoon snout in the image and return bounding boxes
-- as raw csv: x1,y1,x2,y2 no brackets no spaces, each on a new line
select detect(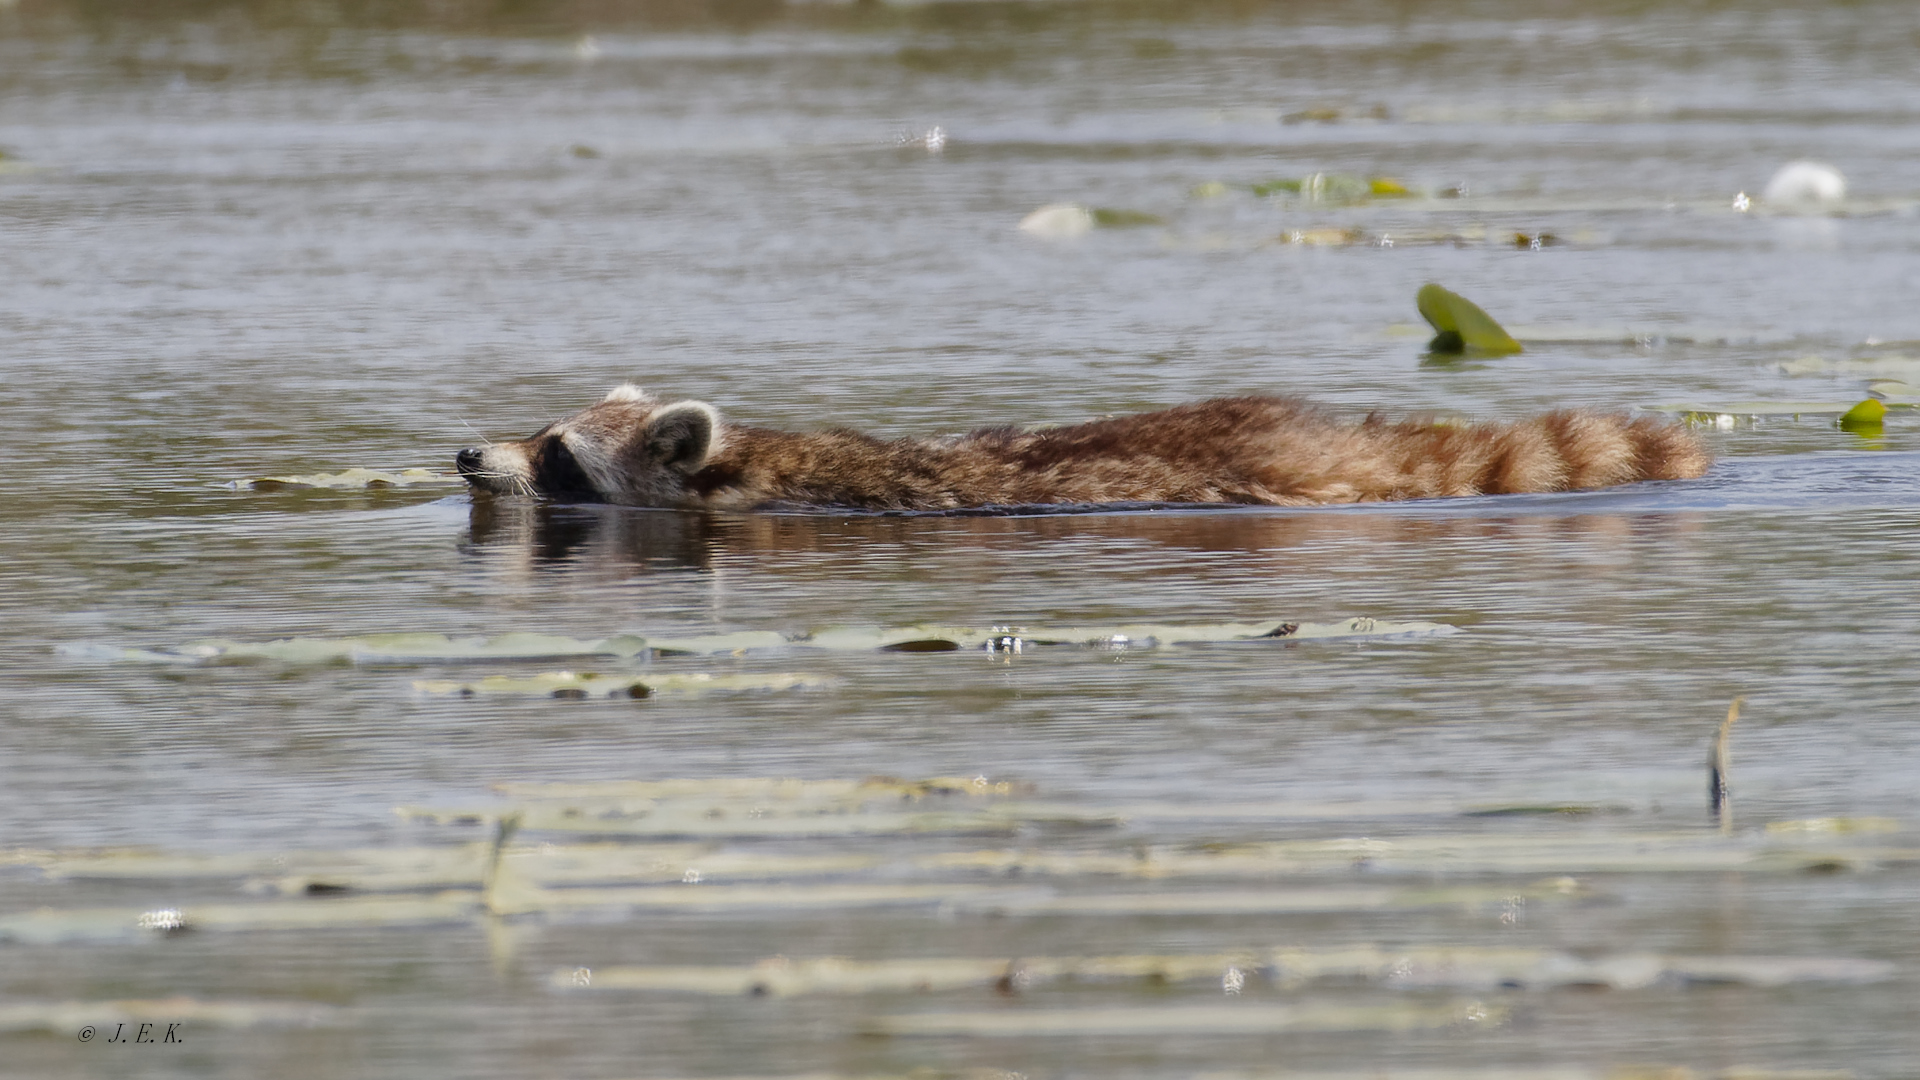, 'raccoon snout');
455,448,485,474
